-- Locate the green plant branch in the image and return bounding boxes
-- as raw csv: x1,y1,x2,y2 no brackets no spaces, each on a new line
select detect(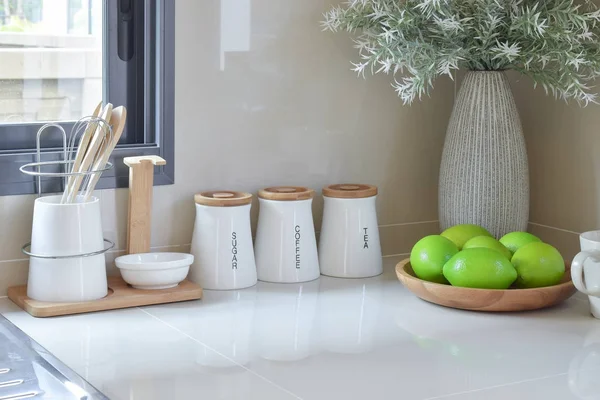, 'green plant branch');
322,0,600,105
